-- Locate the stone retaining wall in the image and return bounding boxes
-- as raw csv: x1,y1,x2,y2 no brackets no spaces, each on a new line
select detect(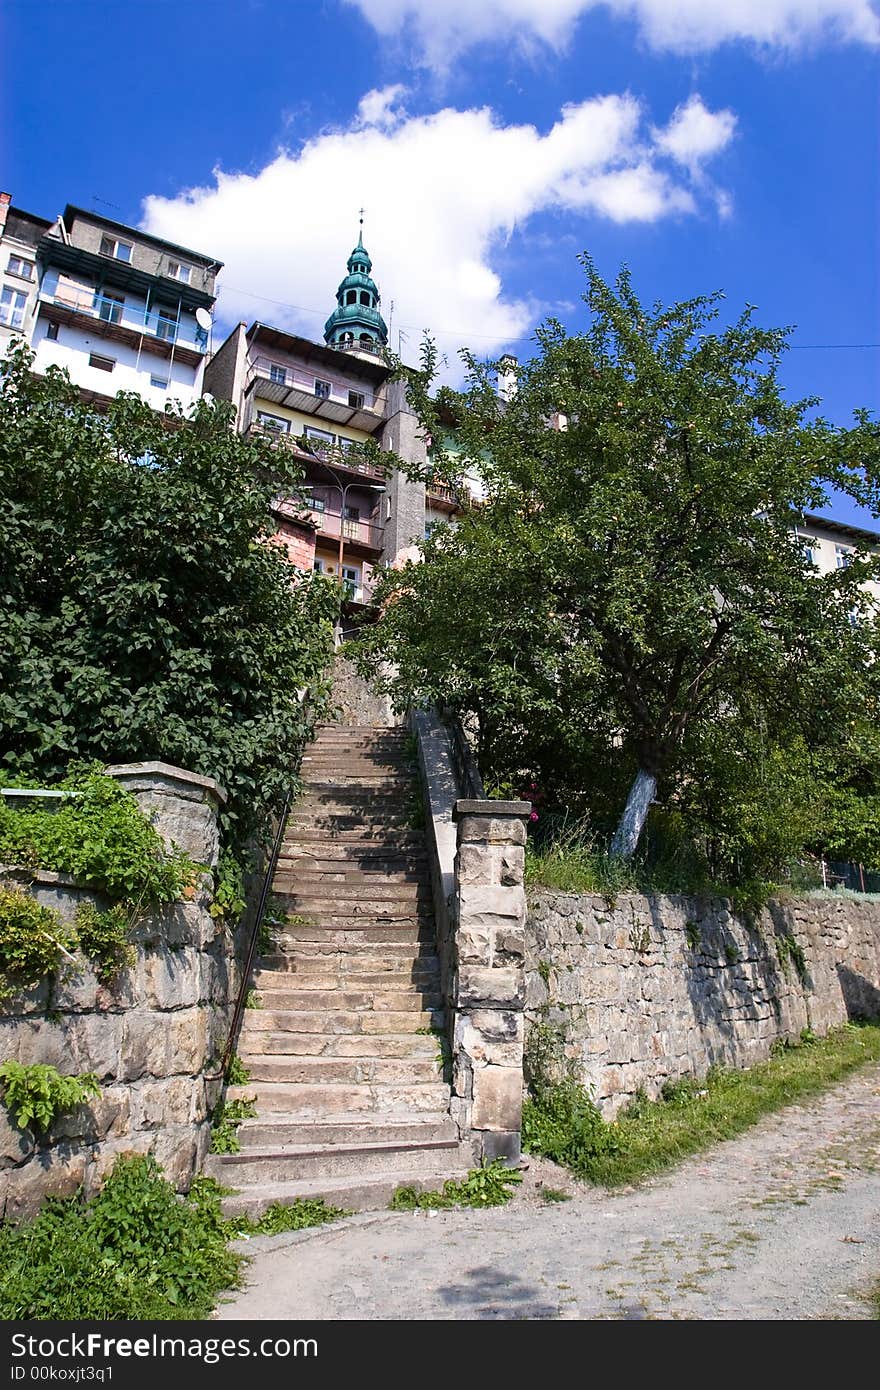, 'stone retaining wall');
0,764,242,1220
526,891,880,1116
